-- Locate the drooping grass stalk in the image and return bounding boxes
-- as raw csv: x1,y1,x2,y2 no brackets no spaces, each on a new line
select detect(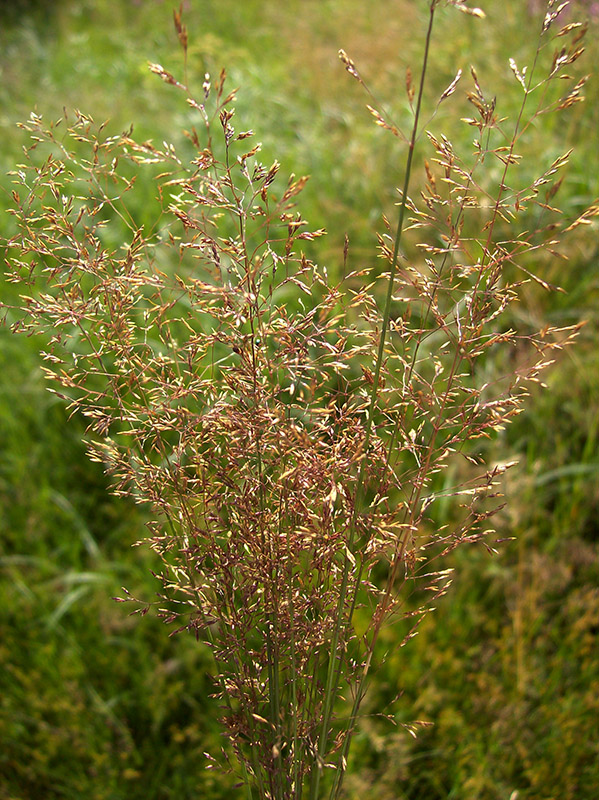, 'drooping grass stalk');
309,4,438,798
